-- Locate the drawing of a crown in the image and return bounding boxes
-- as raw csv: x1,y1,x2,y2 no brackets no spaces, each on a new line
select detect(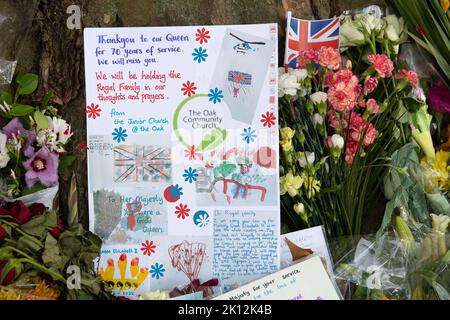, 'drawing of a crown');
98,253,149,291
